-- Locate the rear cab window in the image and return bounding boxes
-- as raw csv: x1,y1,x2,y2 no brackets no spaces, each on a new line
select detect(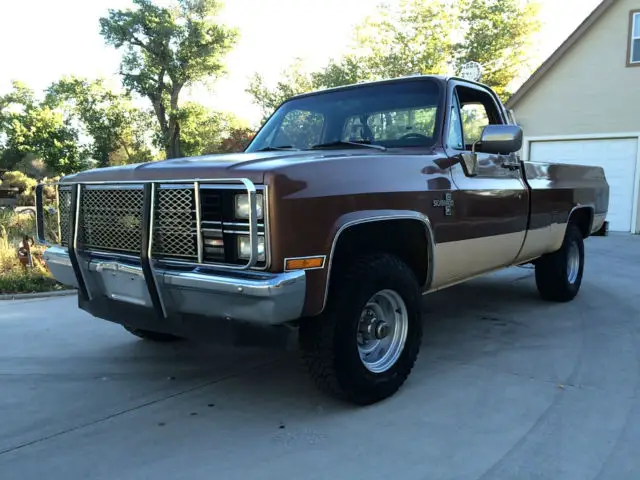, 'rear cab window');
342,106,437,144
